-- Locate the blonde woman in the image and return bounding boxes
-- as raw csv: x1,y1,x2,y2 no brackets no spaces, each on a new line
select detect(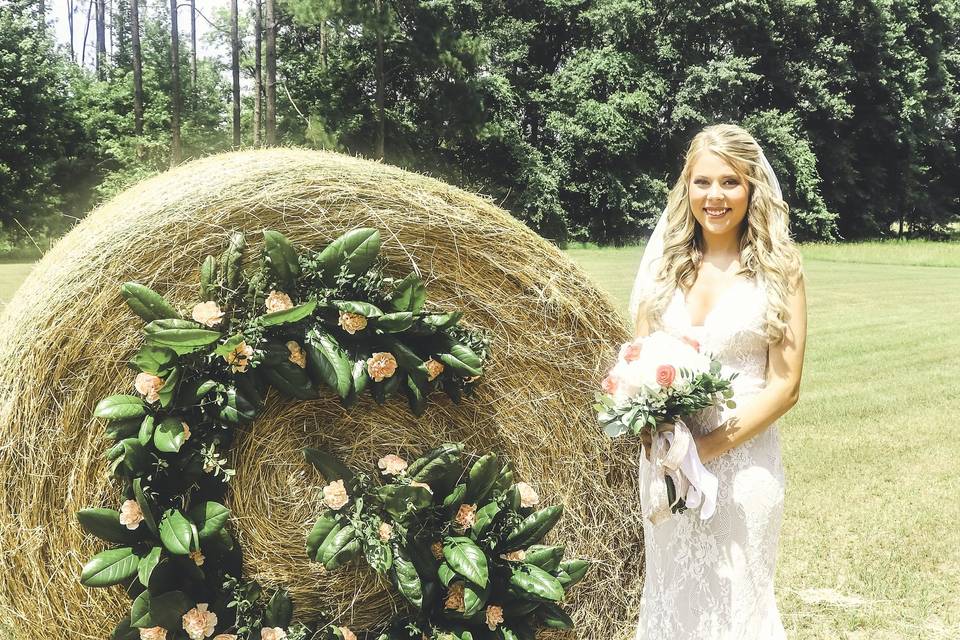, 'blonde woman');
630,124,807,639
